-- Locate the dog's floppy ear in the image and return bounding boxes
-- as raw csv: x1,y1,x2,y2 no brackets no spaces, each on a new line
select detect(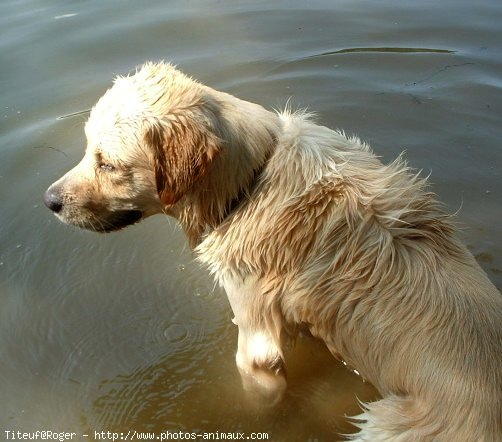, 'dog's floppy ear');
146,114,221,206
